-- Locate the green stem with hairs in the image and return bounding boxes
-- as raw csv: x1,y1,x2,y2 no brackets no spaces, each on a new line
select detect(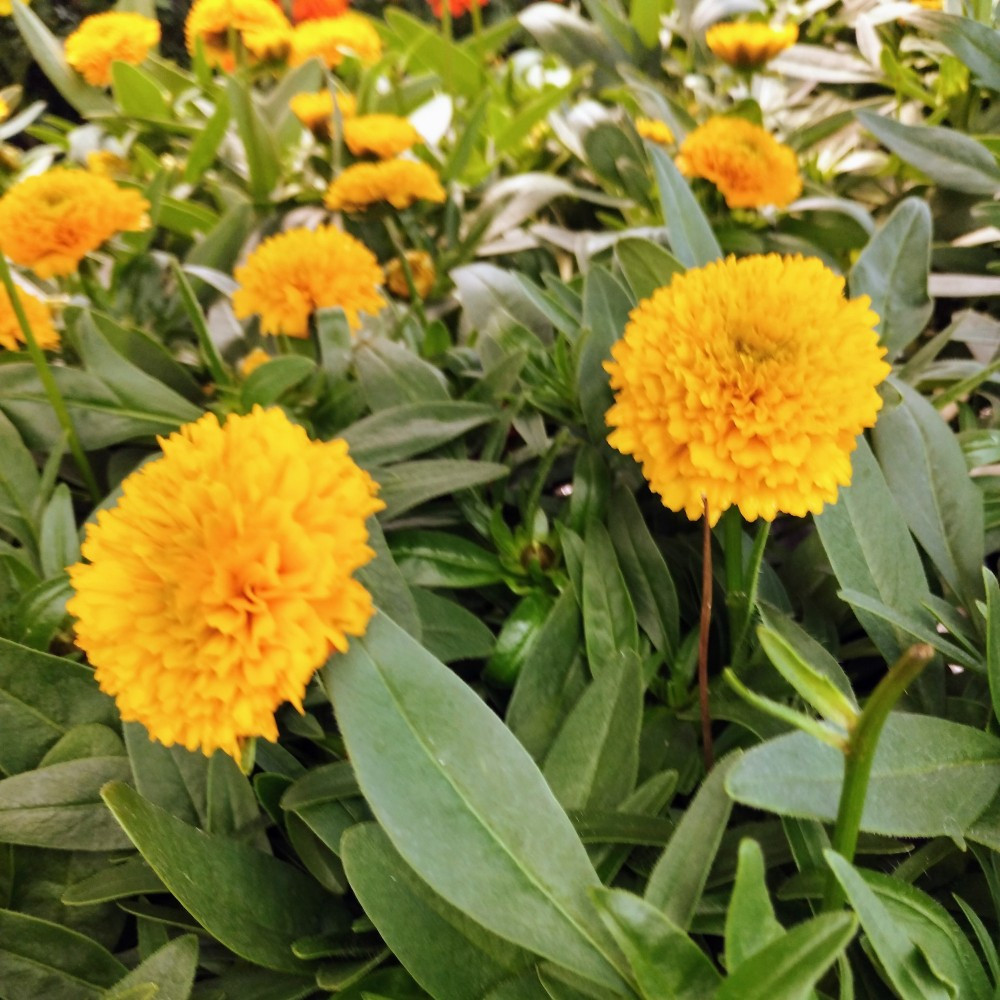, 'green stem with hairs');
0,255,100,502
822,643,935,910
